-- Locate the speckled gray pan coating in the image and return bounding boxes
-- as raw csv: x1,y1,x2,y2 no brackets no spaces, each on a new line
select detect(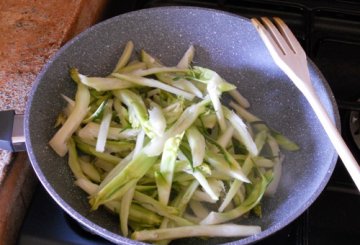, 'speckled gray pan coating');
25,6,339,245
